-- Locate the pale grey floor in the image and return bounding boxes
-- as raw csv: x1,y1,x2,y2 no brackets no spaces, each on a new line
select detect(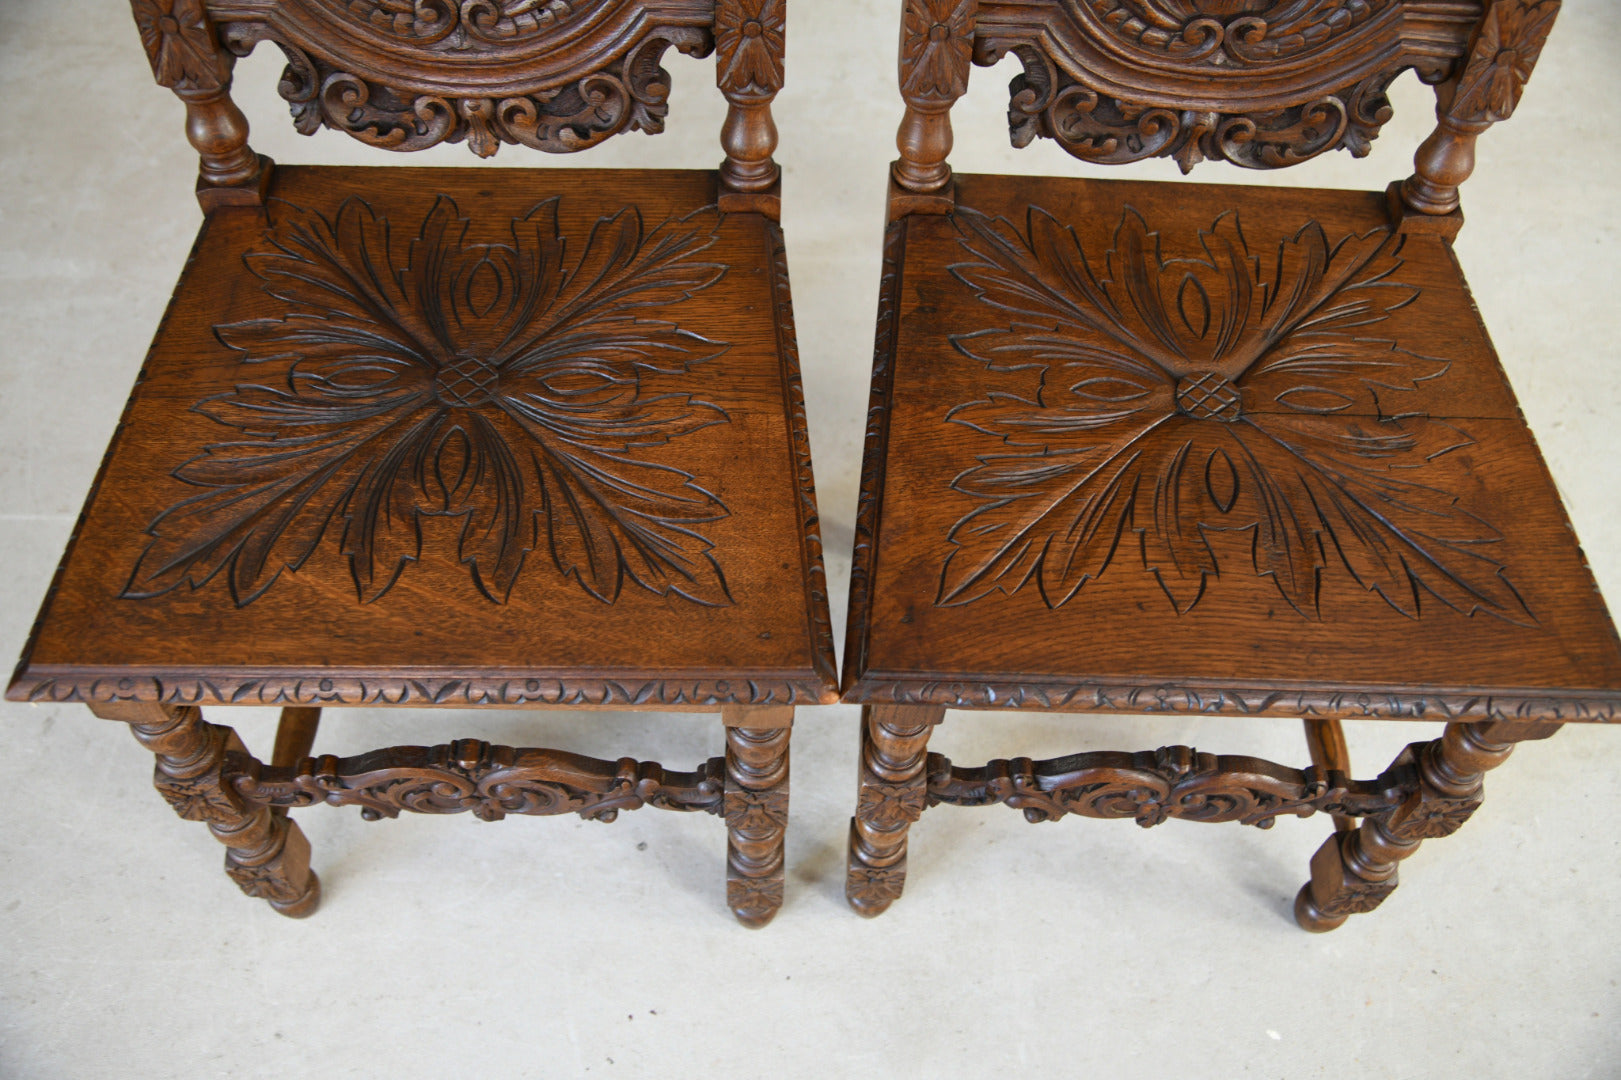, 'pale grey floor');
3,3,1620,1077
